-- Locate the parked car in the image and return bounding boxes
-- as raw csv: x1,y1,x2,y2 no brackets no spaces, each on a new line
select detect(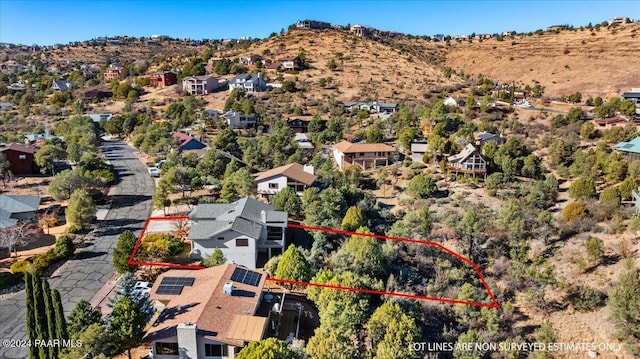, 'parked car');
148,167,160,177
155,160,167,169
